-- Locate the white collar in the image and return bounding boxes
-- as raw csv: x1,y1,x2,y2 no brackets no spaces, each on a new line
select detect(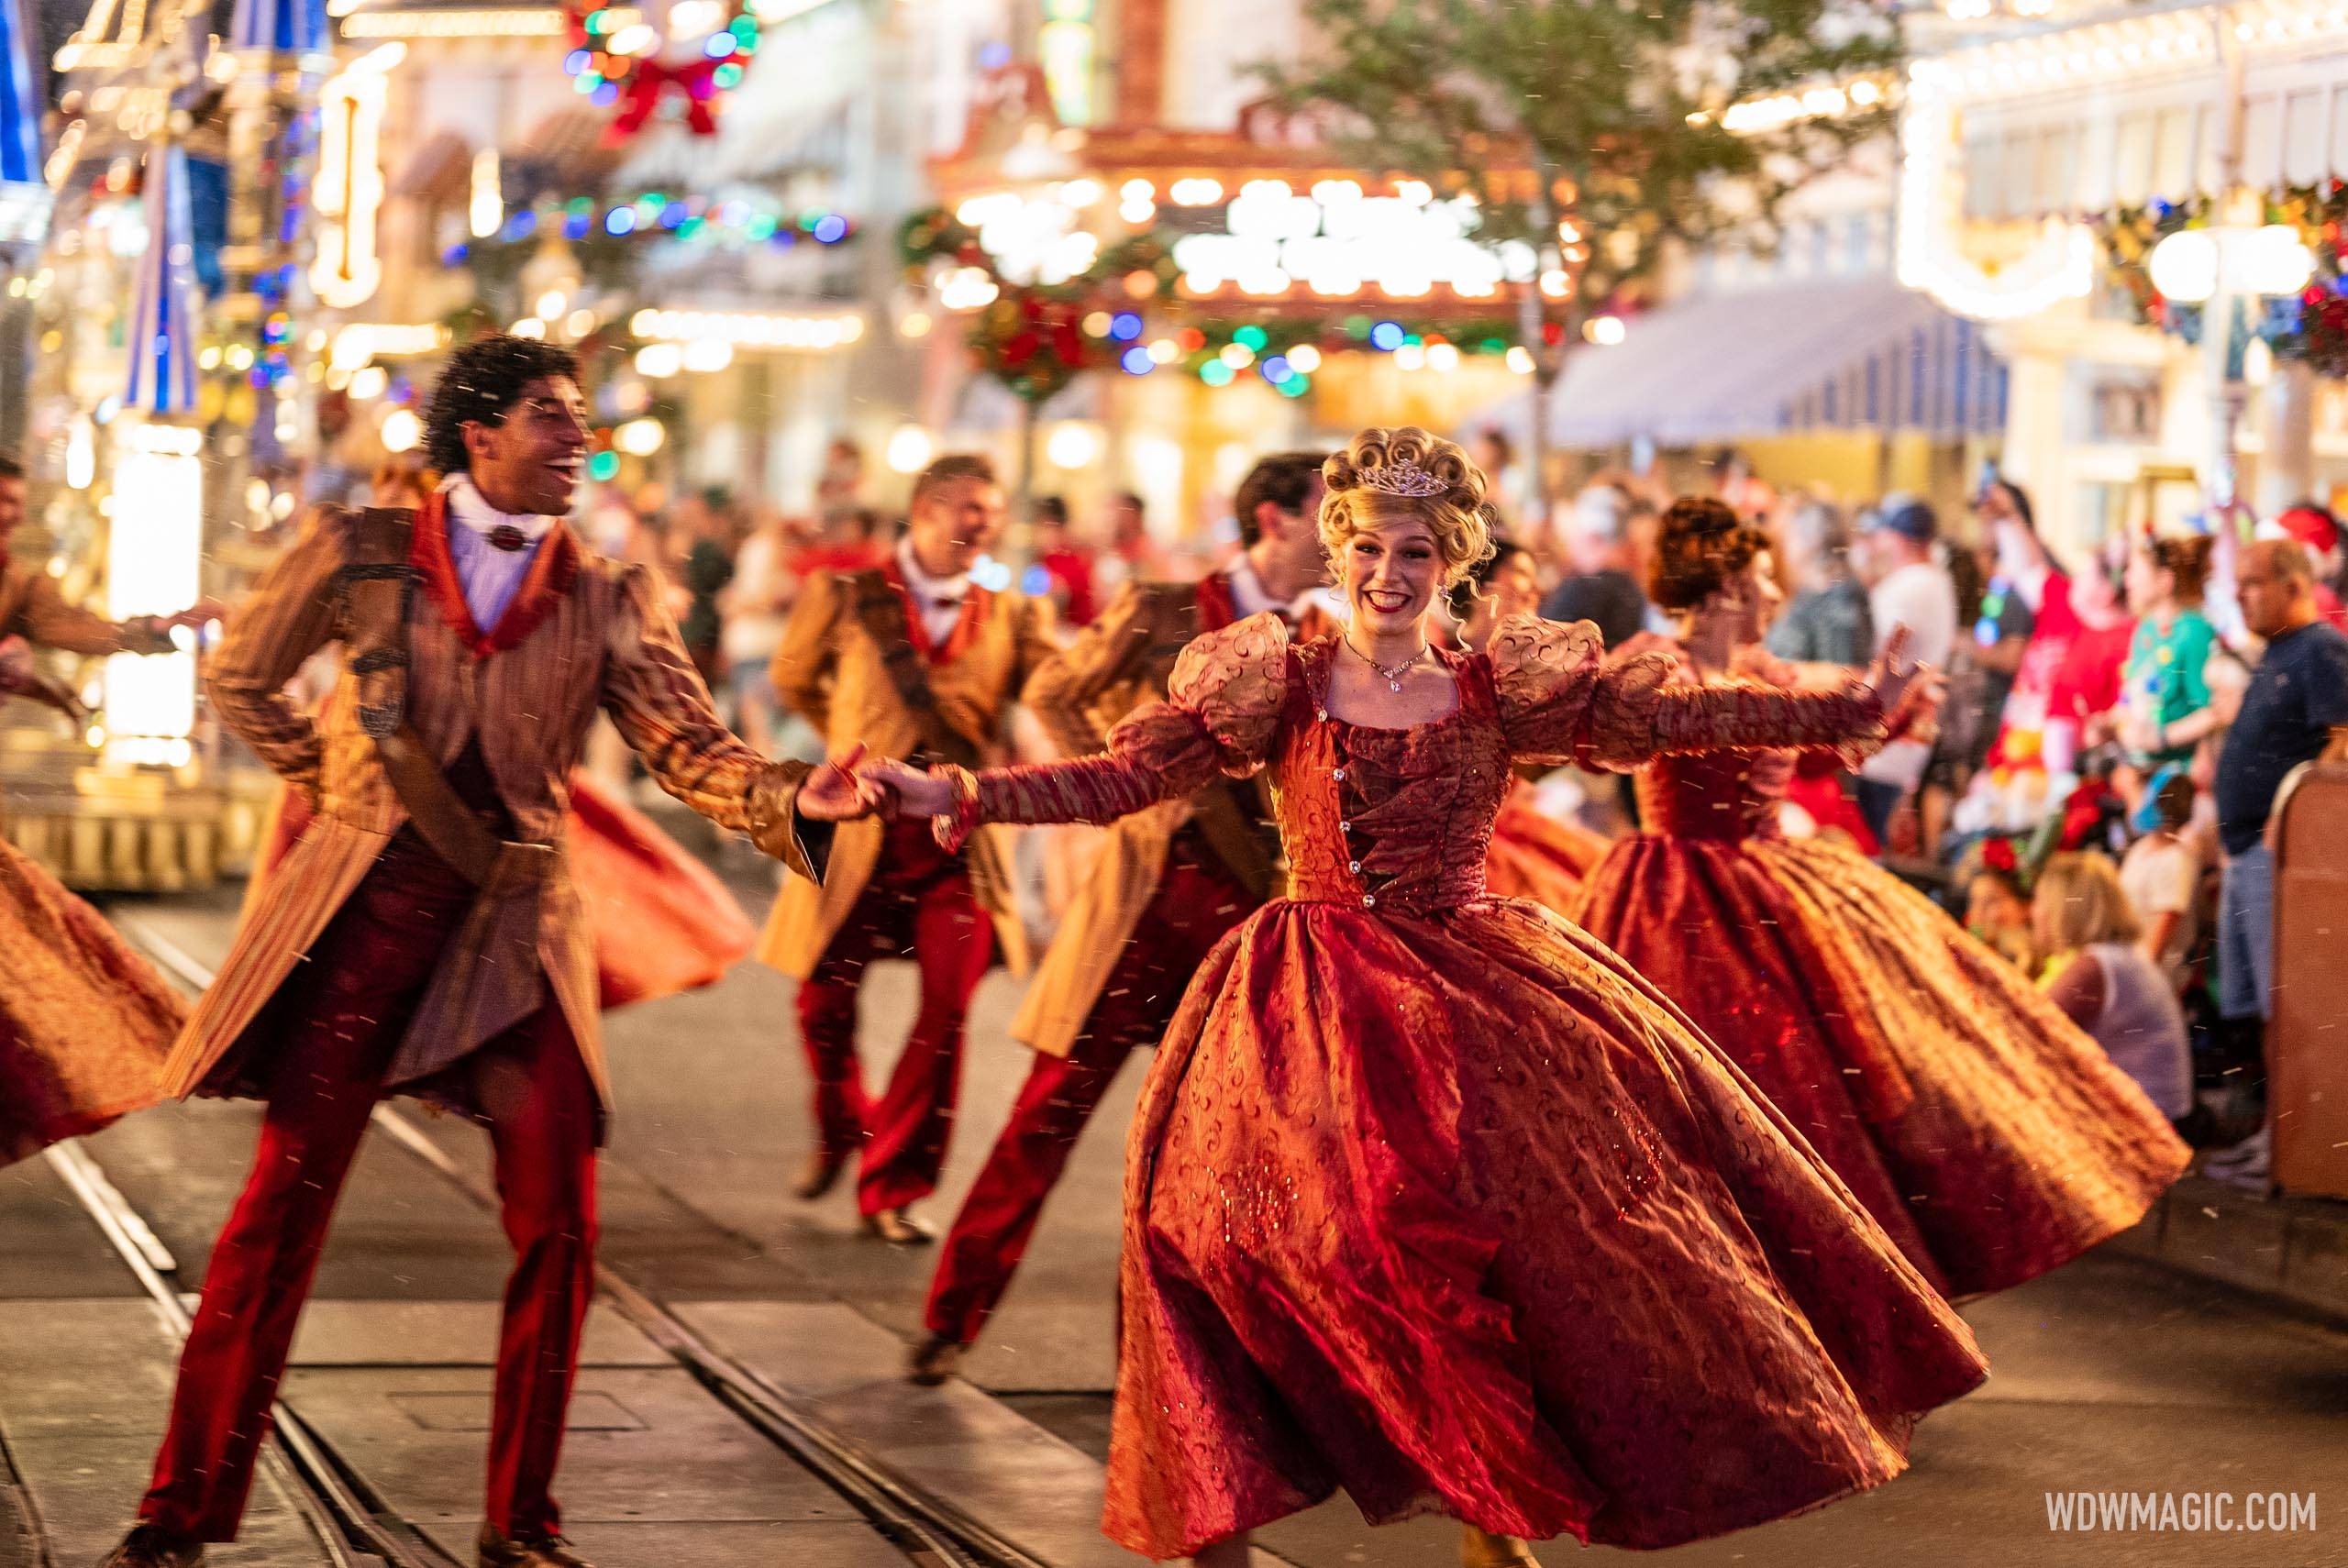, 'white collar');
1224,553,1321,624
896,536,969,602
440,473,556,545
1224,555,1278,618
